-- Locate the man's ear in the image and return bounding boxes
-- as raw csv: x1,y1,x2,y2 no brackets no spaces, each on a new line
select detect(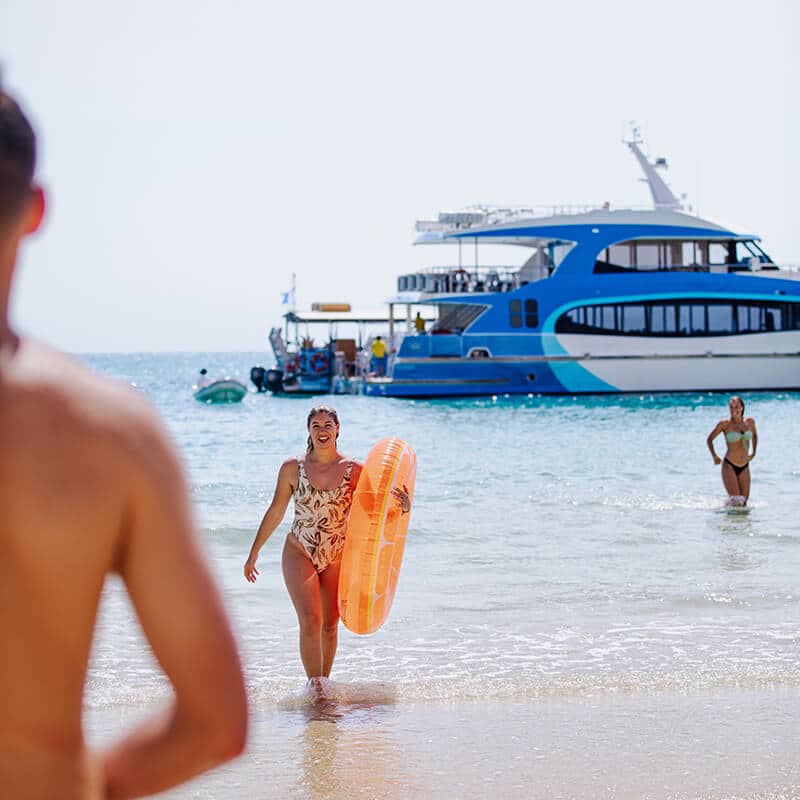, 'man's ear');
23,186,45,235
